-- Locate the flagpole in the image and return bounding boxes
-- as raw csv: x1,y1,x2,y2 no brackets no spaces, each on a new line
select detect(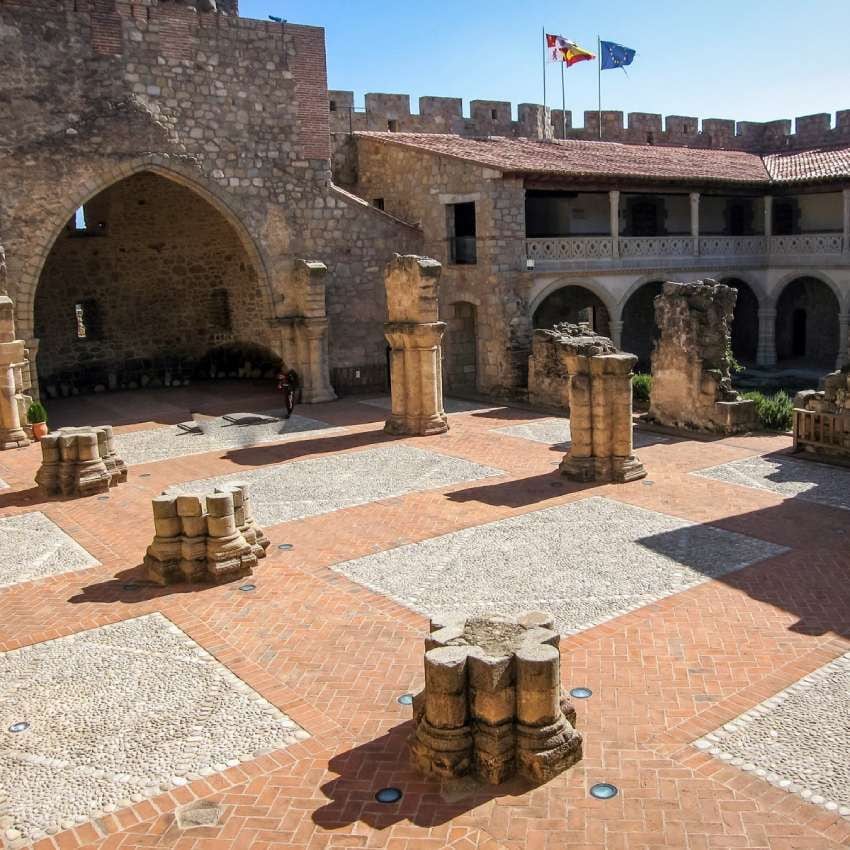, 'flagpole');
598,35,602,139
560,59,566,139
542,27,547,113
